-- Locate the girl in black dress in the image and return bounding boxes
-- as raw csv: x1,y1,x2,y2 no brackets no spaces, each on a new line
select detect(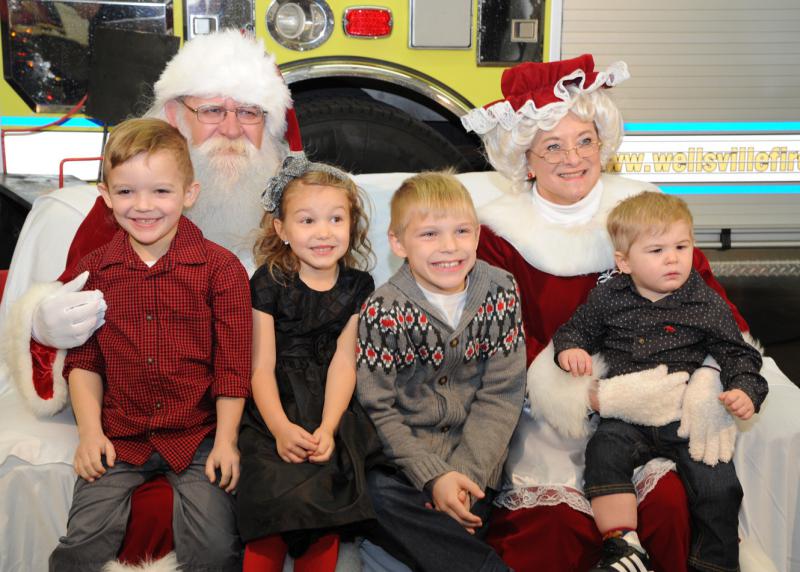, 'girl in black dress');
239,154,380,571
